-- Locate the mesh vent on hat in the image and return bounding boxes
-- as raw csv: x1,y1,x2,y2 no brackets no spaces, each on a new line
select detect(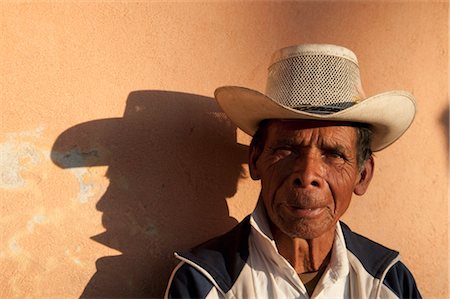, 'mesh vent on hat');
265,53,365,114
